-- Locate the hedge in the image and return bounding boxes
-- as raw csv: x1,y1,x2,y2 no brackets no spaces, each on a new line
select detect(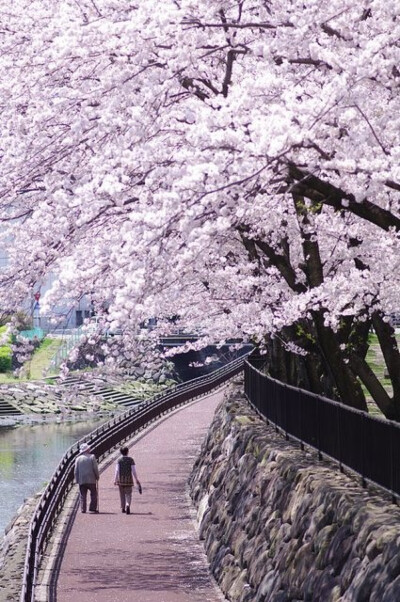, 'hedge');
0,326,12,372
0,347,12,372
